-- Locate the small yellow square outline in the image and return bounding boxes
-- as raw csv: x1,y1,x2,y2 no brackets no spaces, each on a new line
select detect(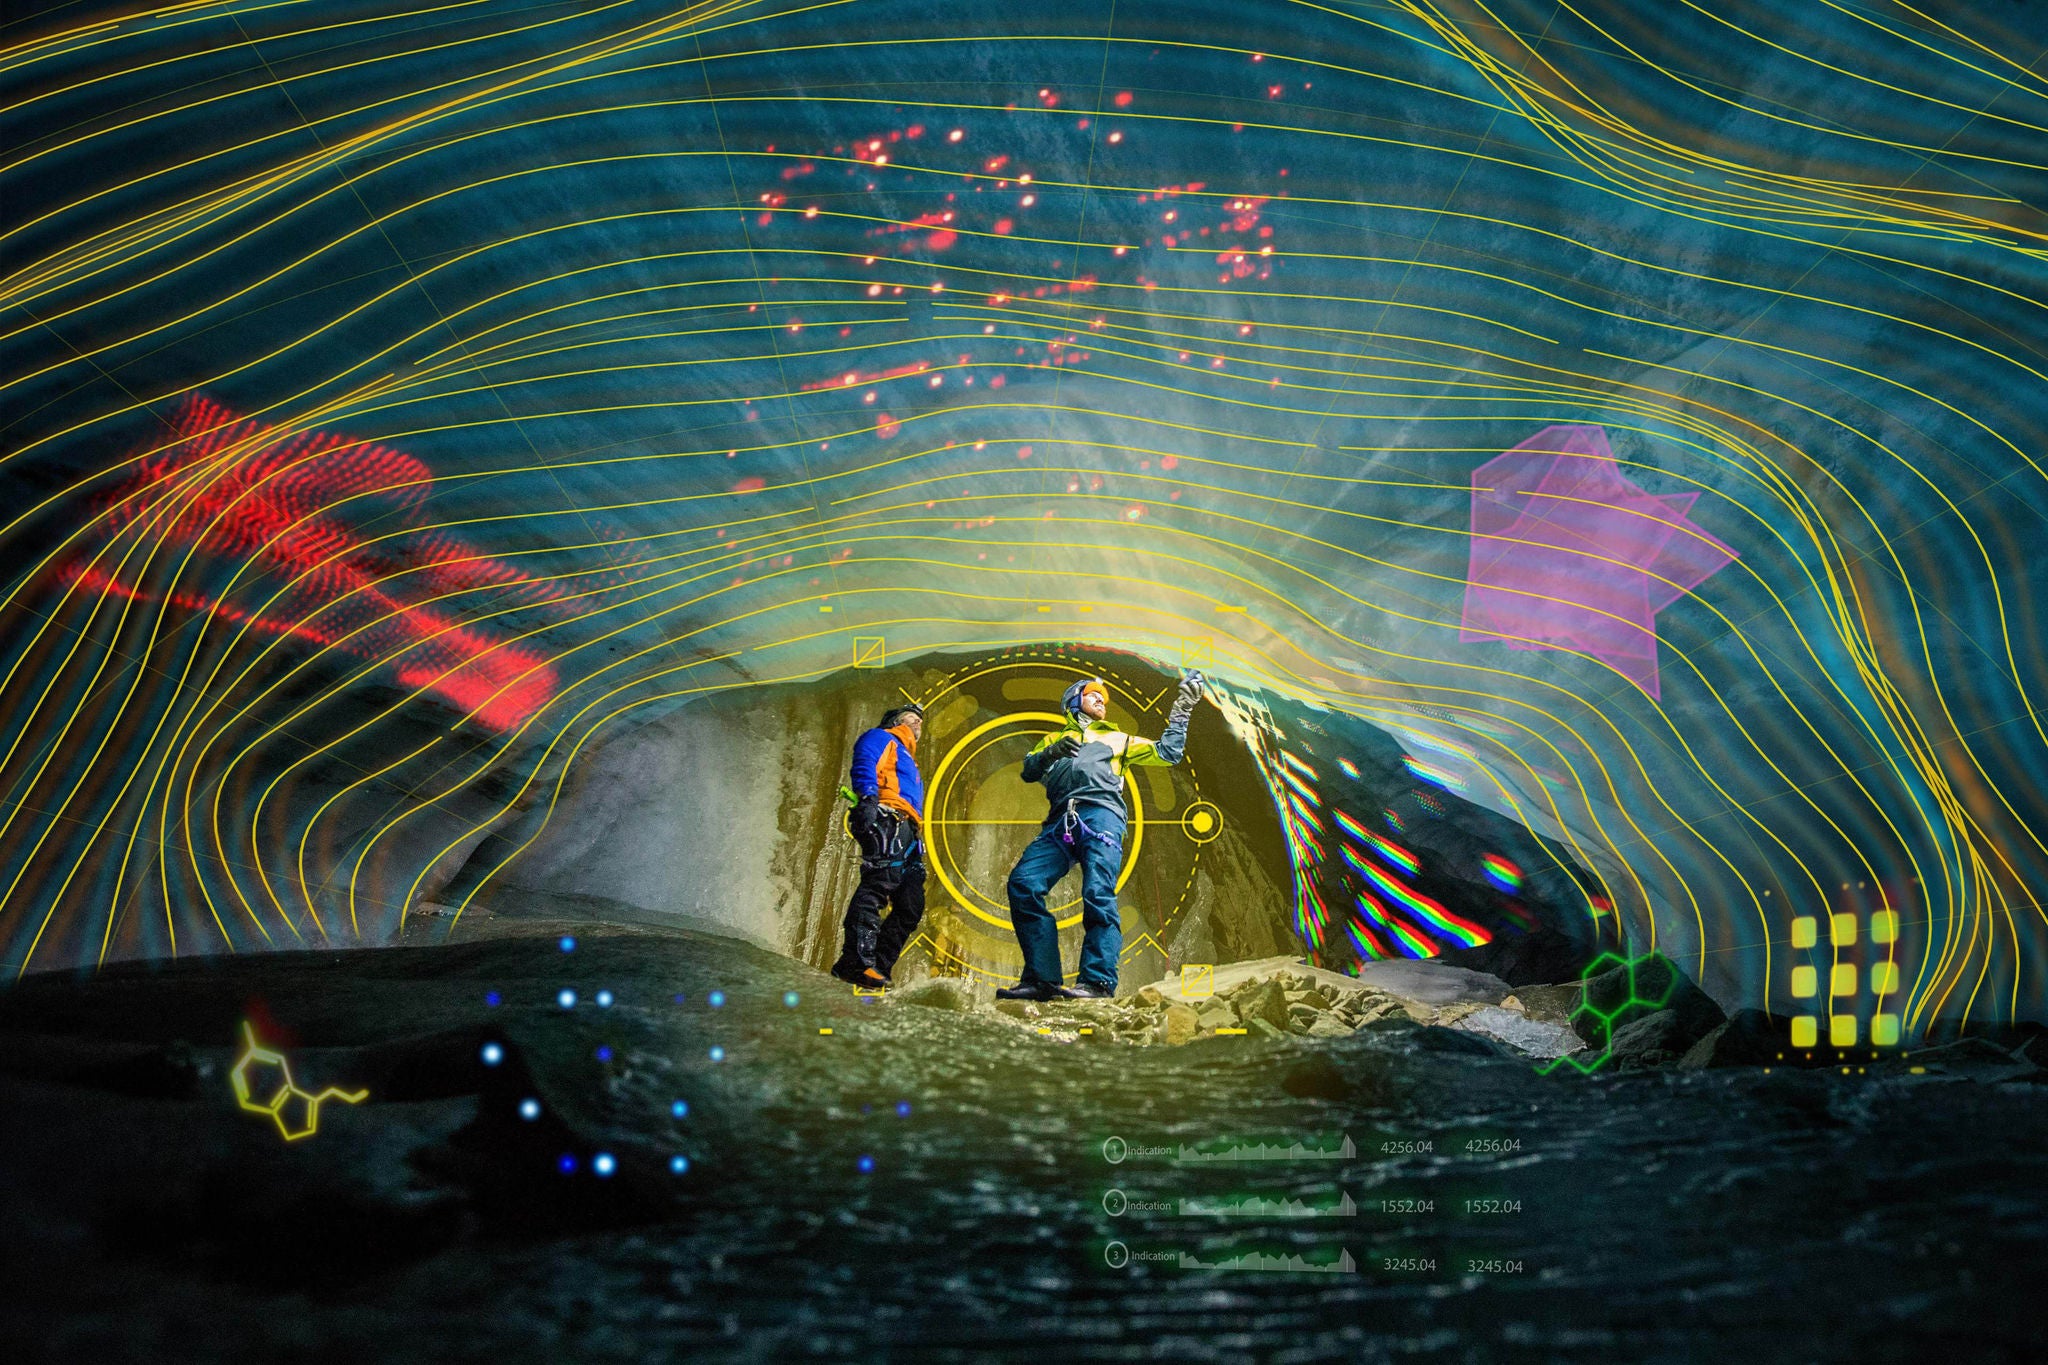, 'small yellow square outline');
1181,963,1215,998
852,635,886,669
